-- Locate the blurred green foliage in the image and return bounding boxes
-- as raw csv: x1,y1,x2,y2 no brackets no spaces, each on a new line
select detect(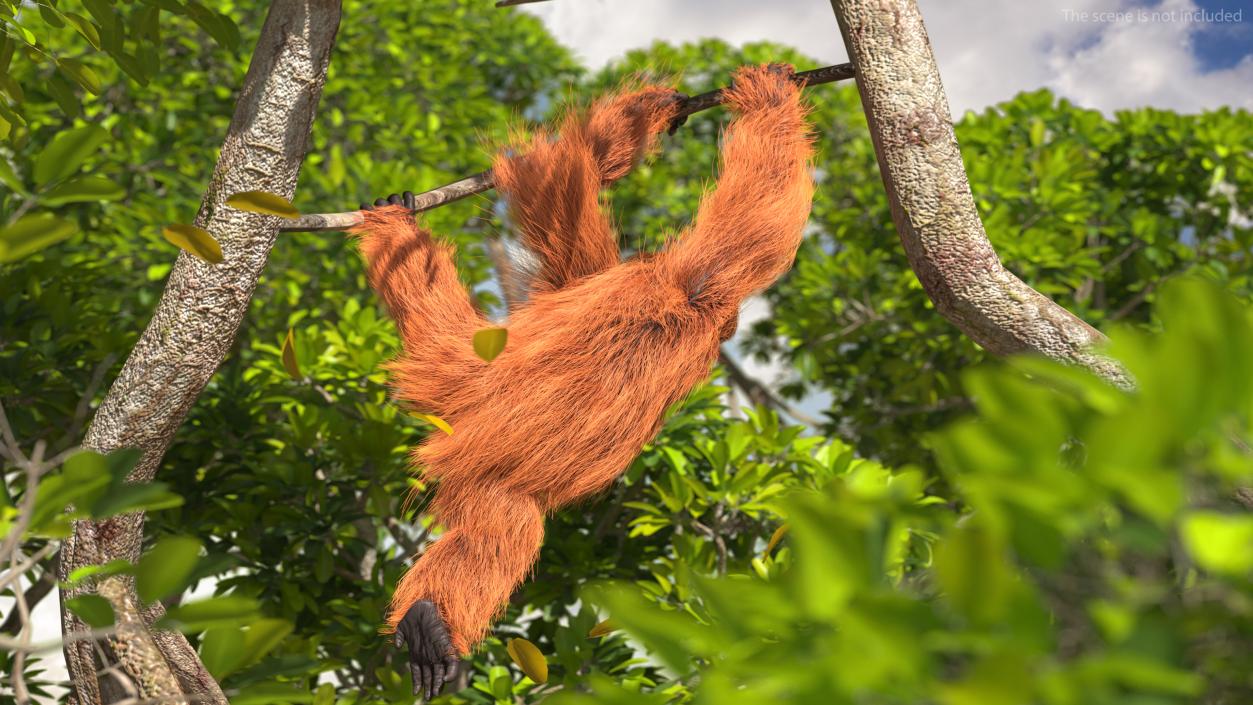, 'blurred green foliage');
556,279,1253,705
1,1,1250,704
